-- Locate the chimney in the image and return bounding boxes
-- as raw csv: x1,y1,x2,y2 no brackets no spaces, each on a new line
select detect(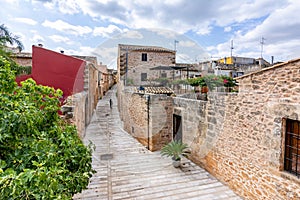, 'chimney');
271,56,274,65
